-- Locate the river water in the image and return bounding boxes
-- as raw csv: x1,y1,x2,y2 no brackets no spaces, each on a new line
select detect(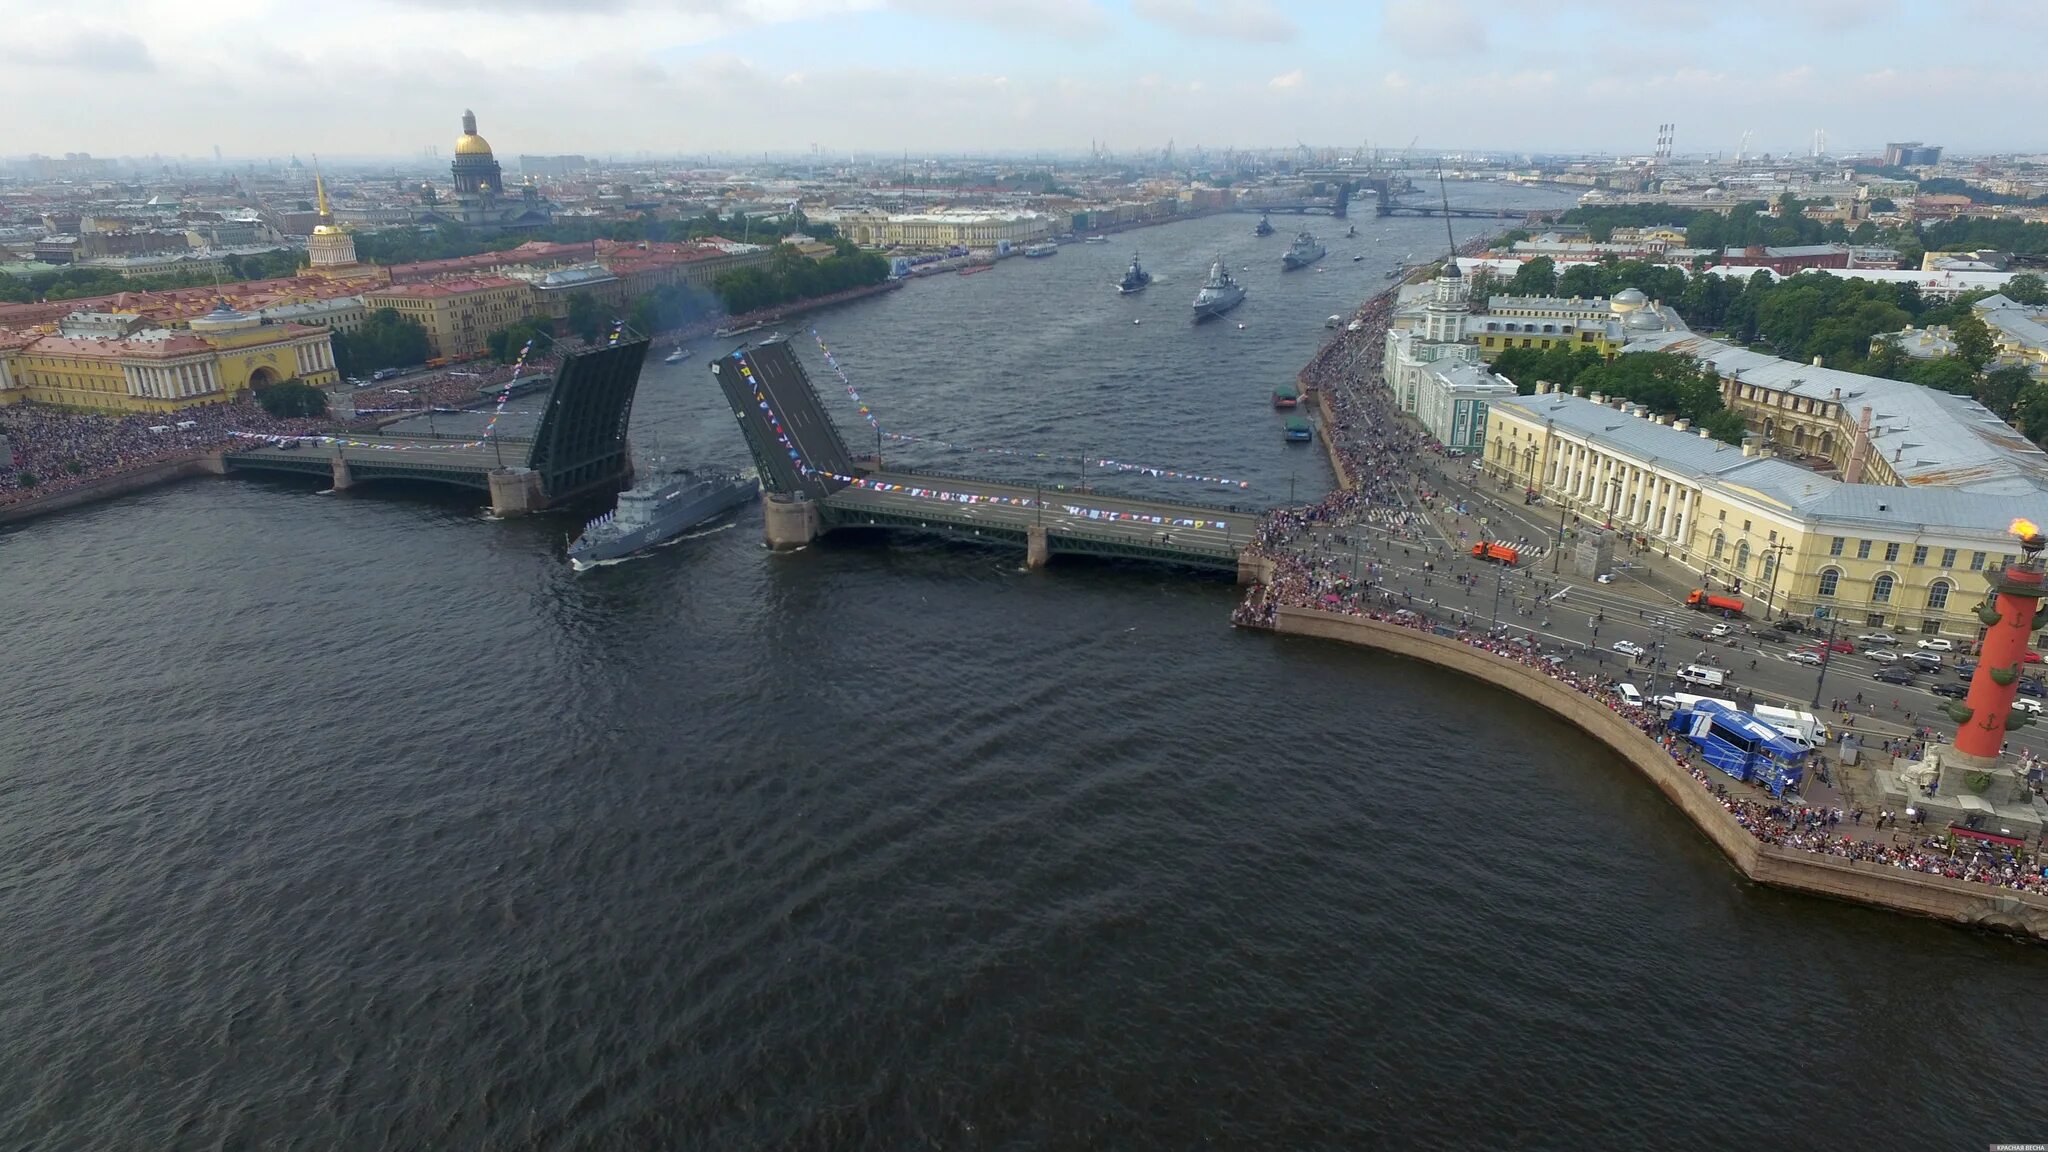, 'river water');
4,186,2043,1150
